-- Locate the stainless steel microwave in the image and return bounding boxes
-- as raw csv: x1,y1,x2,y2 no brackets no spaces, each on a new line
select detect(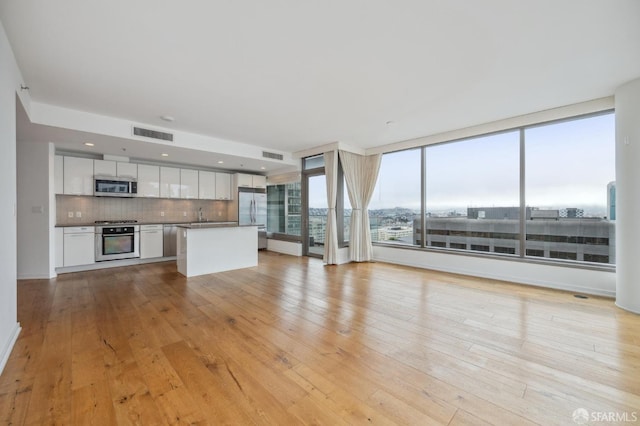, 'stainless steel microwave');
94,176,137,197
